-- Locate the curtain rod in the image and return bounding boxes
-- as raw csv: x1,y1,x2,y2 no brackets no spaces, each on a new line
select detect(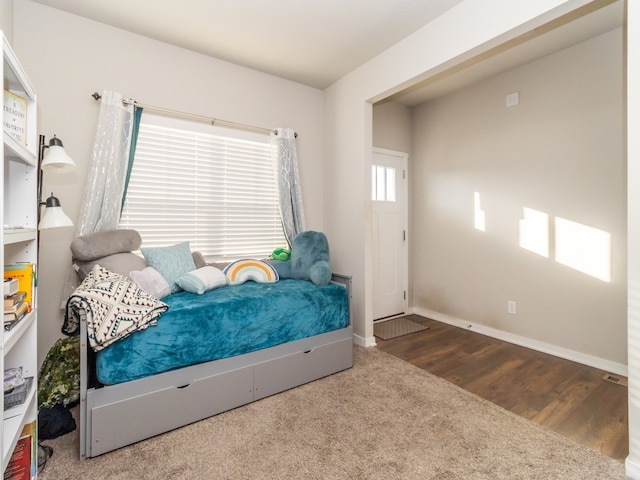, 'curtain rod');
91,92,296,137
